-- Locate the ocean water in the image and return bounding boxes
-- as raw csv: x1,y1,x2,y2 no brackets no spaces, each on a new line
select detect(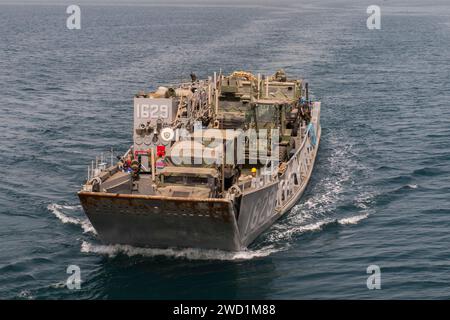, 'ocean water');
0,0,450,299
